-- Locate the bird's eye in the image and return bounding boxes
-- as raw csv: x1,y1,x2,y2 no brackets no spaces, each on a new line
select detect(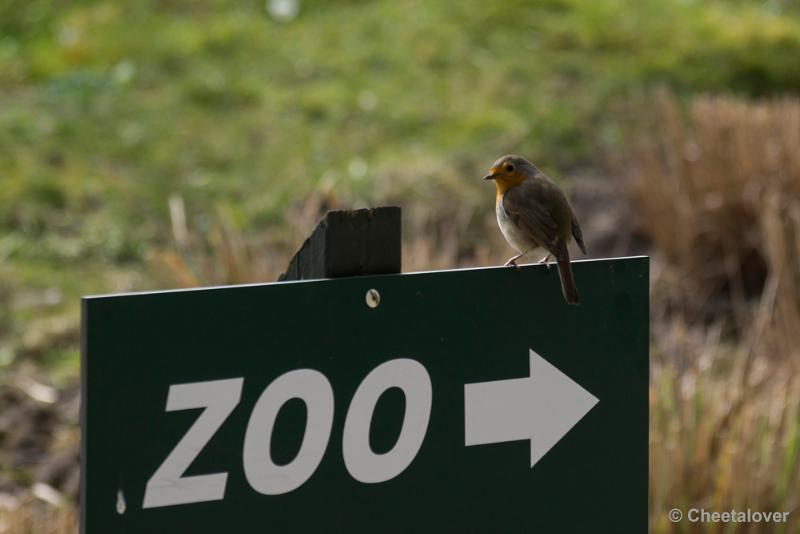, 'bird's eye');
505,164,515,172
